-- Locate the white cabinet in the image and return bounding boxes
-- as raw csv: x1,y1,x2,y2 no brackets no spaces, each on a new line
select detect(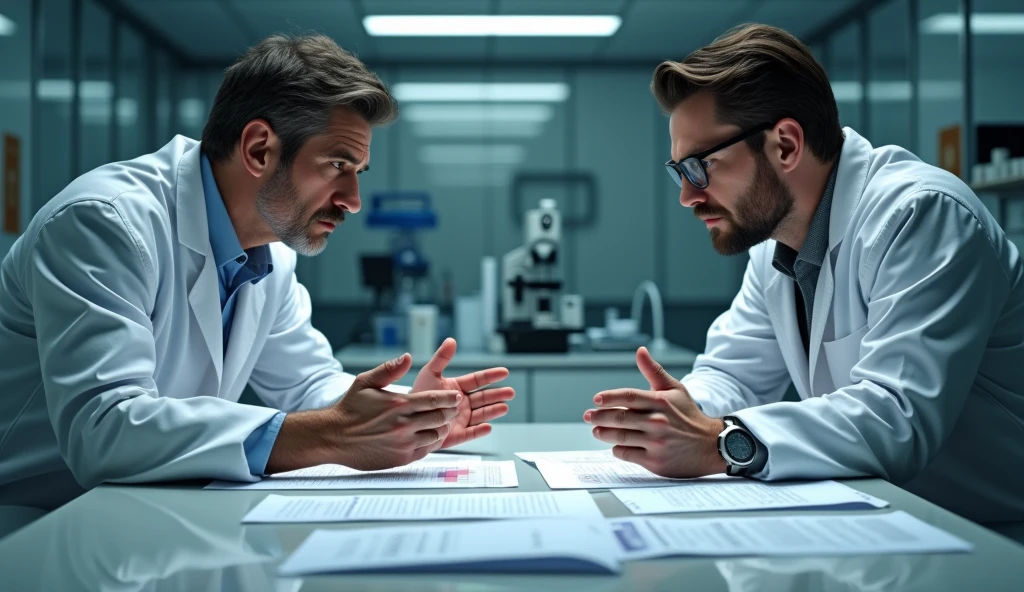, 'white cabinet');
532,366,693,422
